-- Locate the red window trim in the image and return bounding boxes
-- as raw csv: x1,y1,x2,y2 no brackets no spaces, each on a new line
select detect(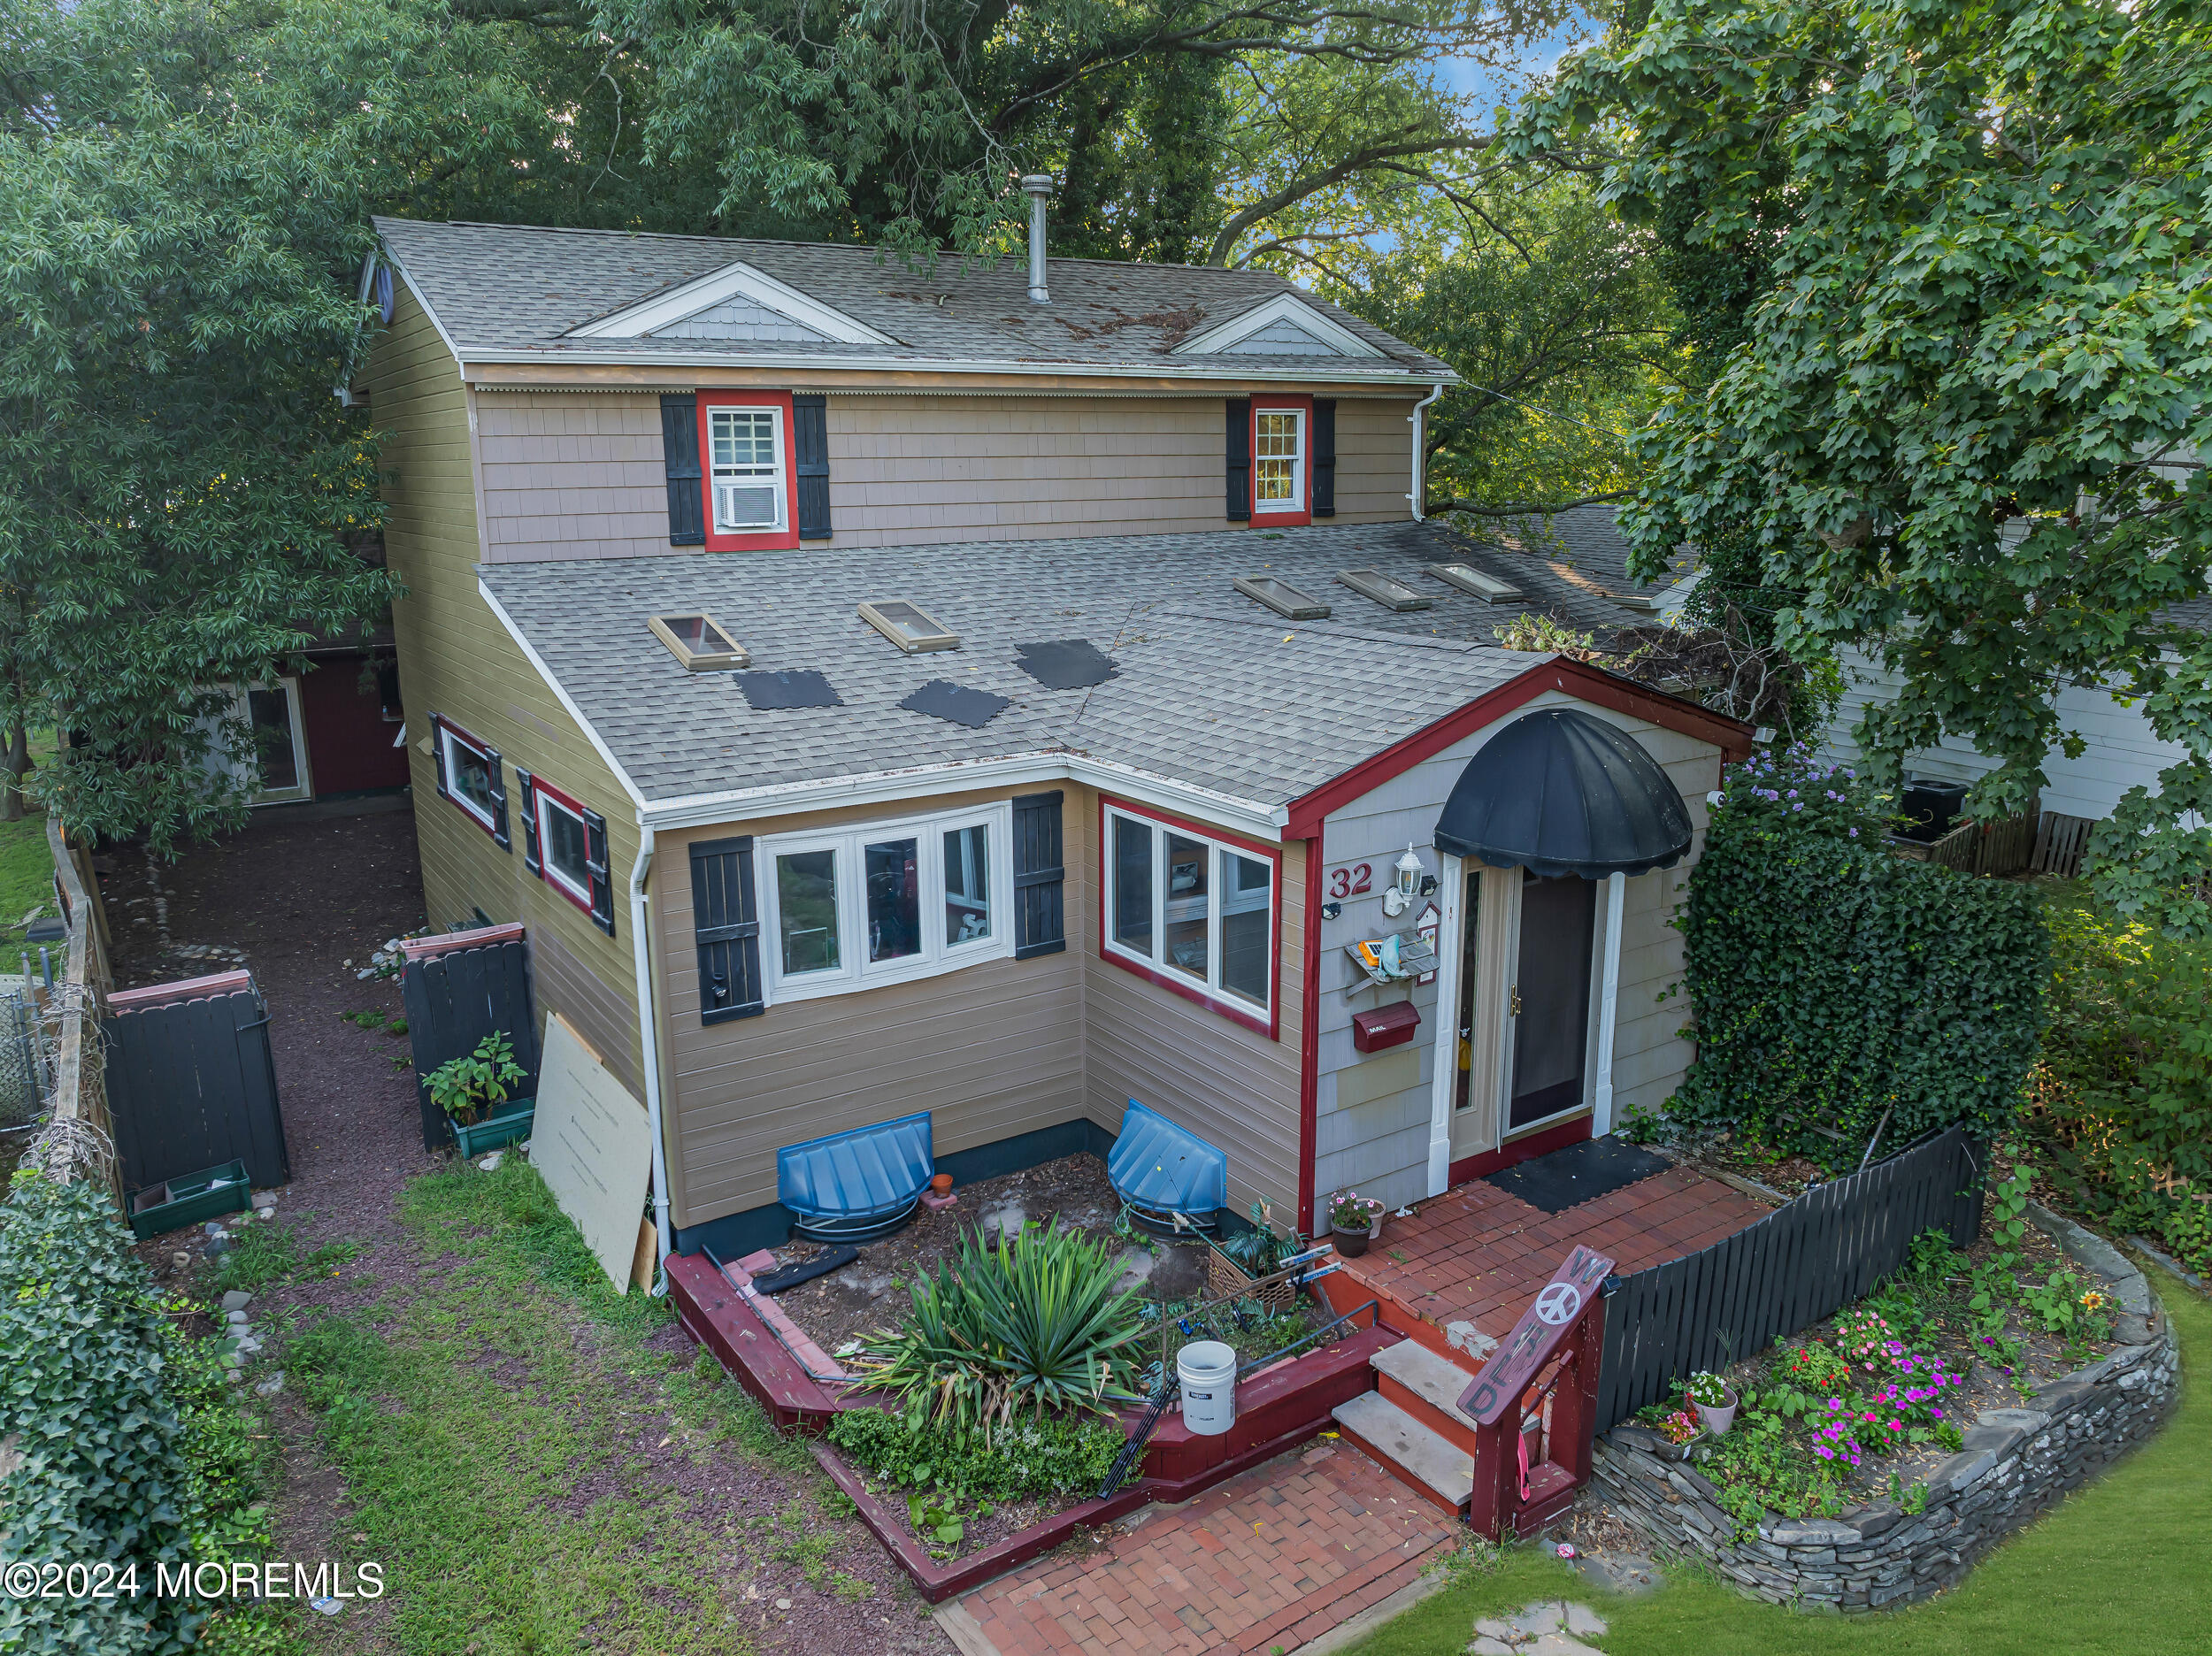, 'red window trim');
530,772,597,916
1250,395,1314,528
1095,794,1283,1040
434,714,500,840
698,389,802,552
